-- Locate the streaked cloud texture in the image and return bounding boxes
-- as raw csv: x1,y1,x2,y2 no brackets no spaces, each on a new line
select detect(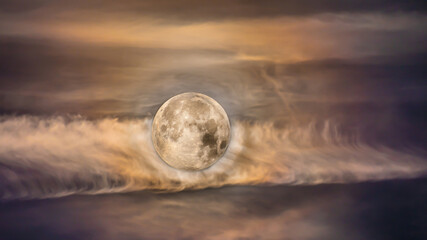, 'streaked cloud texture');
0,1,426,239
